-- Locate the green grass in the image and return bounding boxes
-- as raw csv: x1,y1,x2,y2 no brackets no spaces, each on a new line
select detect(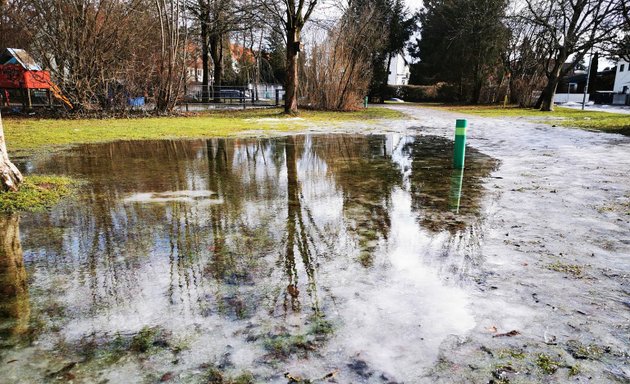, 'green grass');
3,107,405,155
0,175,77,212
436,105,630,134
